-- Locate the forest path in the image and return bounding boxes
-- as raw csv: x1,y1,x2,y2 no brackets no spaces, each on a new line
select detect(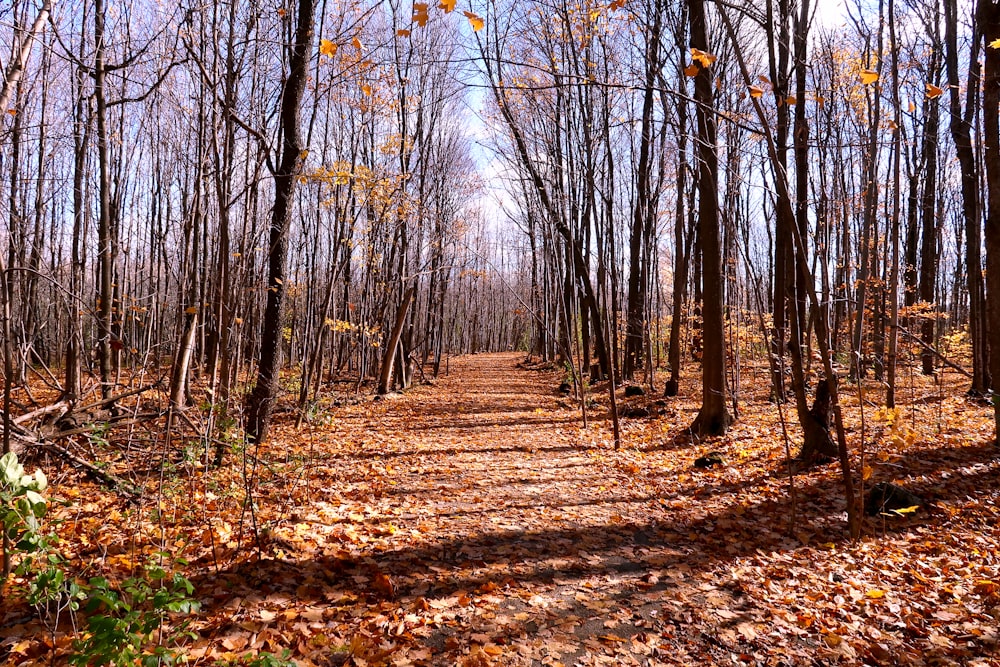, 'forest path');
217,352,1000,666
256,352,784,666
